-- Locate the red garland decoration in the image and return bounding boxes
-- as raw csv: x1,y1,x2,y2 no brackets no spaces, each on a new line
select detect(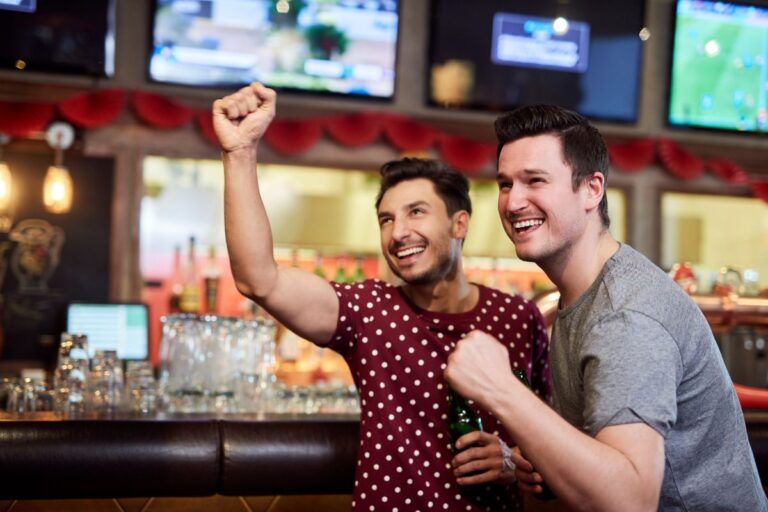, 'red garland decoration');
58,89,126,129
751,180,768,204
194,111,219,147
264,118,323,155
657,138,704,180
437,134,495,174
323,113,383,148
383,116,439,151
131,91,193,129
607,138,655,173
0,101,55,137
706,158,749,185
